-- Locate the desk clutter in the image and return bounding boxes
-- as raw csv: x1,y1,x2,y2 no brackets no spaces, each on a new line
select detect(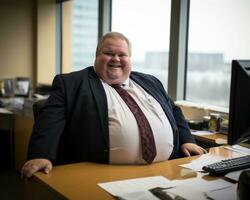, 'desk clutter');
188,112,228,134
98,147,250,200
99,175,238,200
0,94,48,119
0,77,30,97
